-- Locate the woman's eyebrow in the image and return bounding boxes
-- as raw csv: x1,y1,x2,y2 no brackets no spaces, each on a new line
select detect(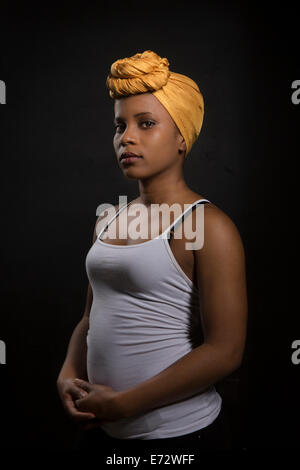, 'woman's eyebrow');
114,112,154,123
